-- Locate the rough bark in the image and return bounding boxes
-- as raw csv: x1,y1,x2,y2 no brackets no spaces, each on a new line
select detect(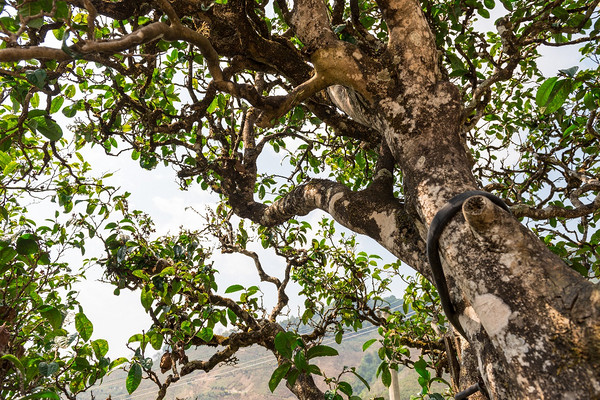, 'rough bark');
278,0,600,398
